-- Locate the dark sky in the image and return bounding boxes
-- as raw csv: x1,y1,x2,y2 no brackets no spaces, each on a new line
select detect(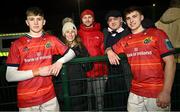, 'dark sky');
0,0,171,35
